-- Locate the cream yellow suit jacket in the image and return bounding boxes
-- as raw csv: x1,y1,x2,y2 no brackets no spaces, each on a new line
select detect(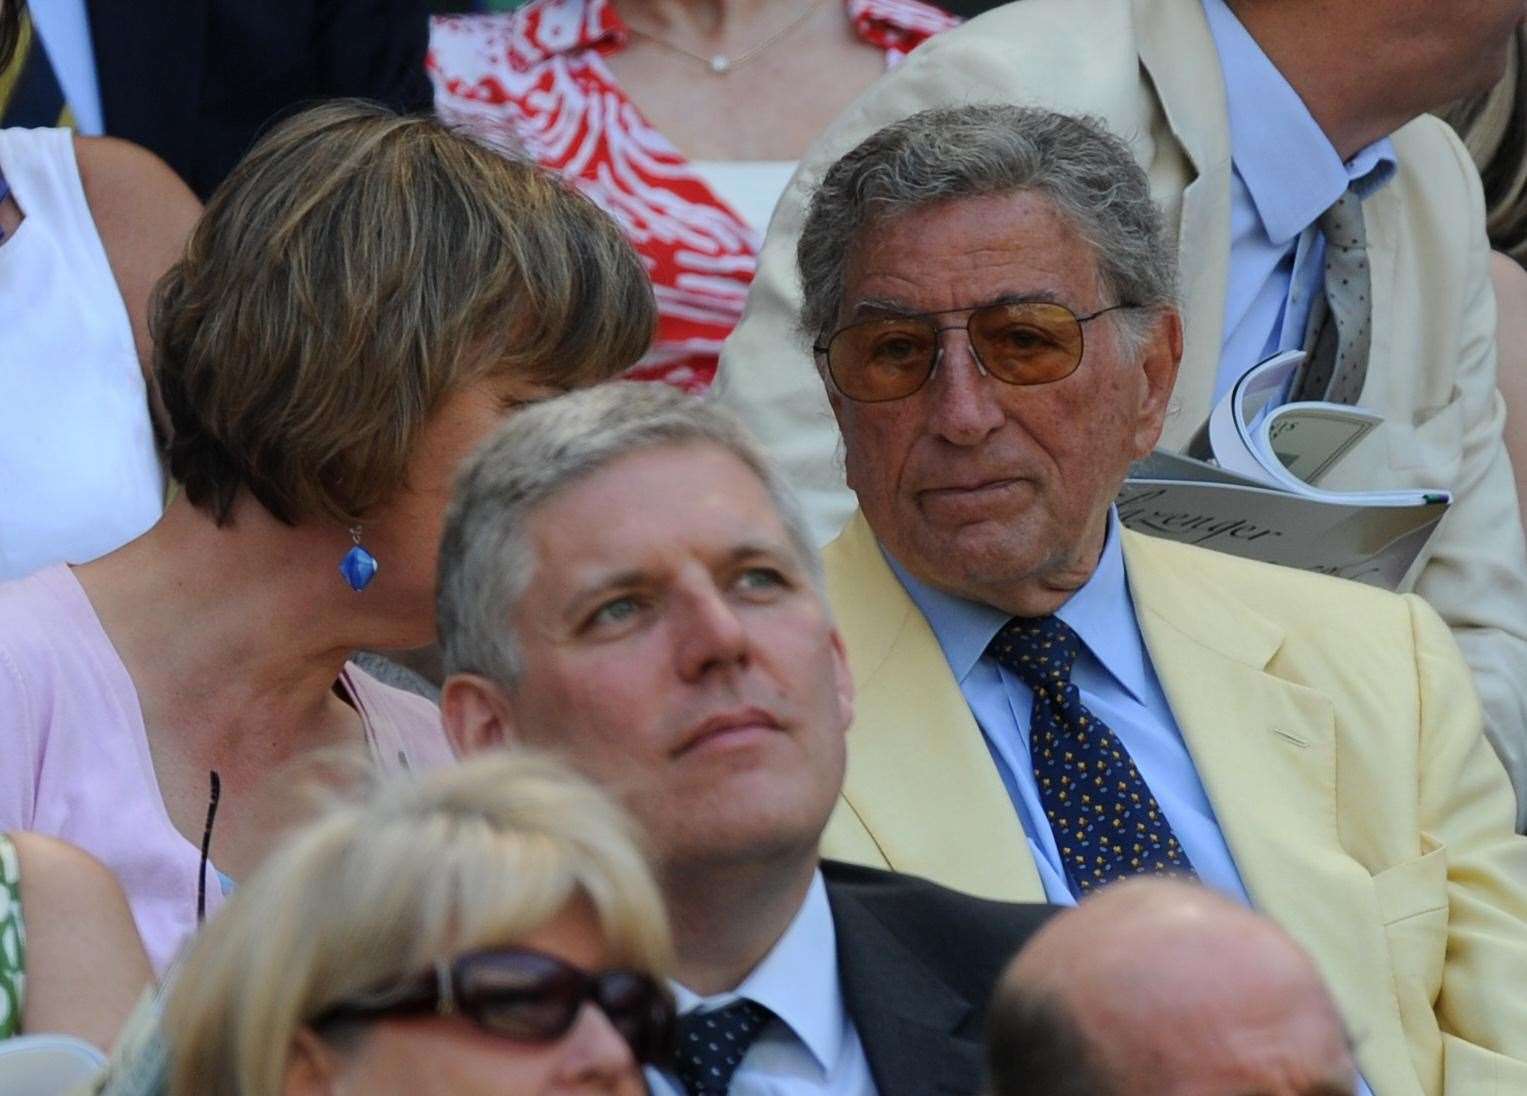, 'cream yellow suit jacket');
712,0,1527,827
822,512,1527,1096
